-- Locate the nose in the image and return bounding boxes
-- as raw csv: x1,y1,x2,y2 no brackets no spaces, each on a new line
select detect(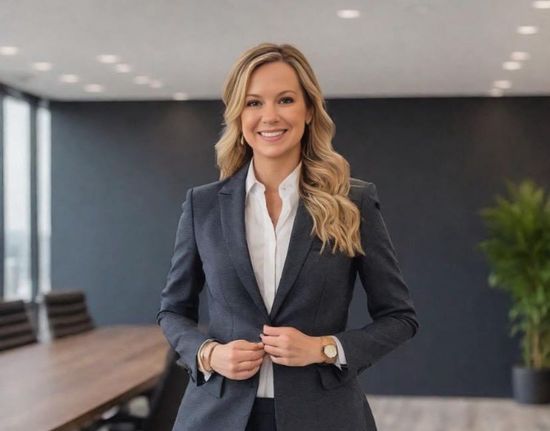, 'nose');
261,102,280,124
